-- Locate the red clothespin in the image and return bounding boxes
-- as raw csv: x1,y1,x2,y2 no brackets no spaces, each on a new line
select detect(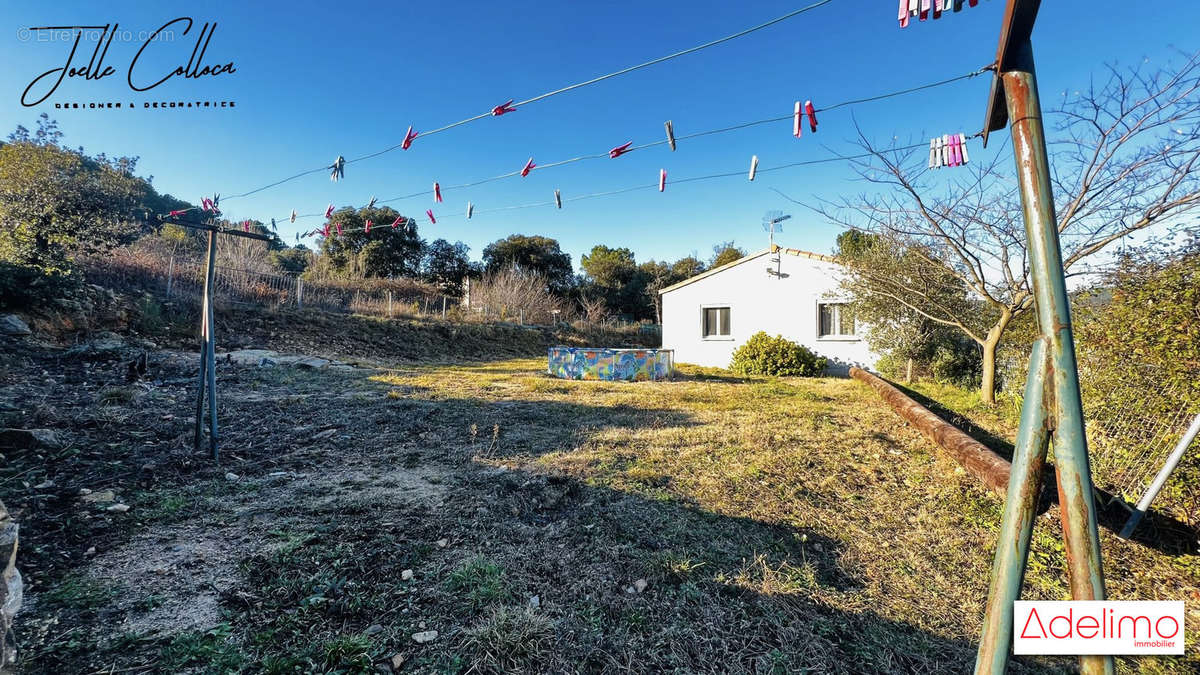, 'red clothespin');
665,121,676,151
289,209,297,223
169,209,185,218
899,0,910,27
521,157,535,177
920,0,931,21
793,102,802,137
391,215,403,229
334,222,342,236
467,202,474,219
969,0,978,7
426,209,436,224
932,0,944,19
434,182,443,203
201,197,214,212
805,101,817,133
659,169,667,192
492,99,516,116
401,125,418,150
322,223,331,237
748,155,759,182
242,220,251,232
609,141,633,159
365,219,373,234
554,189,562,209
325,204,334,219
